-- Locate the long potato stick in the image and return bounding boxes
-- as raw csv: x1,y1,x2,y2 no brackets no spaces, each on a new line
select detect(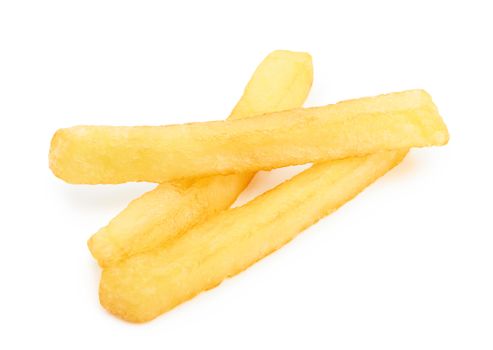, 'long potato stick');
50,90,448,184
88,50,313,267
100,150,408,323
